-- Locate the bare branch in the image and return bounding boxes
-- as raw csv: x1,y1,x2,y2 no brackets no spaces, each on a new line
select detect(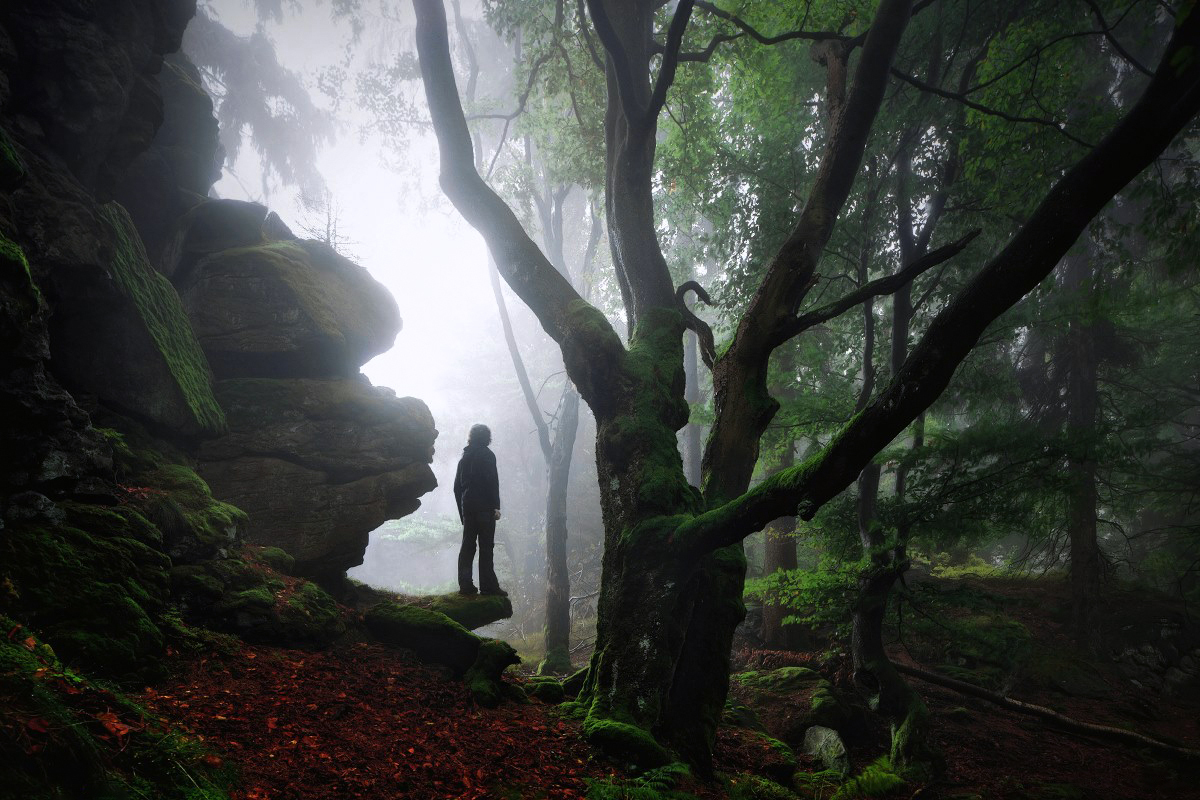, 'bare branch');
781,230,980,341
